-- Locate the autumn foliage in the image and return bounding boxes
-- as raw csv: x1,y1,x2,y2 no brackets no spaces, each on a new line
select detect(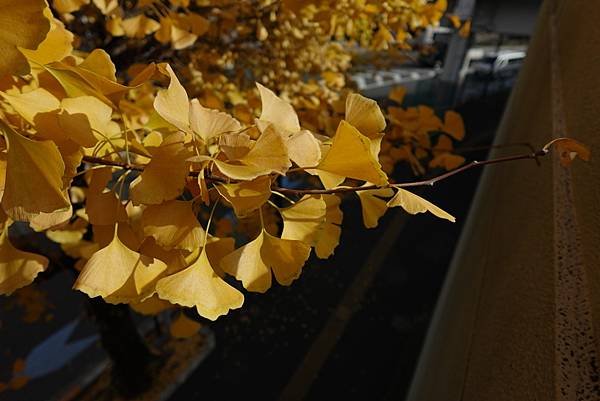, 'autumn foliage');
0,0,529,323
